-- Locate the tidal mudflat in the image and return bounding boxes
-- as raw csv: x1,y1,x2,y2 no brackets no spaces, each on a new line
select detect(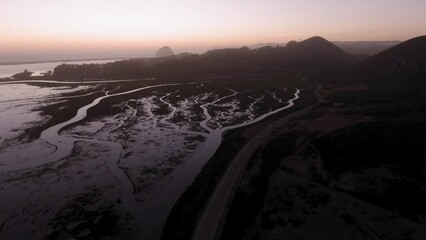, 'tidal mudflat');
0,78,303,239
